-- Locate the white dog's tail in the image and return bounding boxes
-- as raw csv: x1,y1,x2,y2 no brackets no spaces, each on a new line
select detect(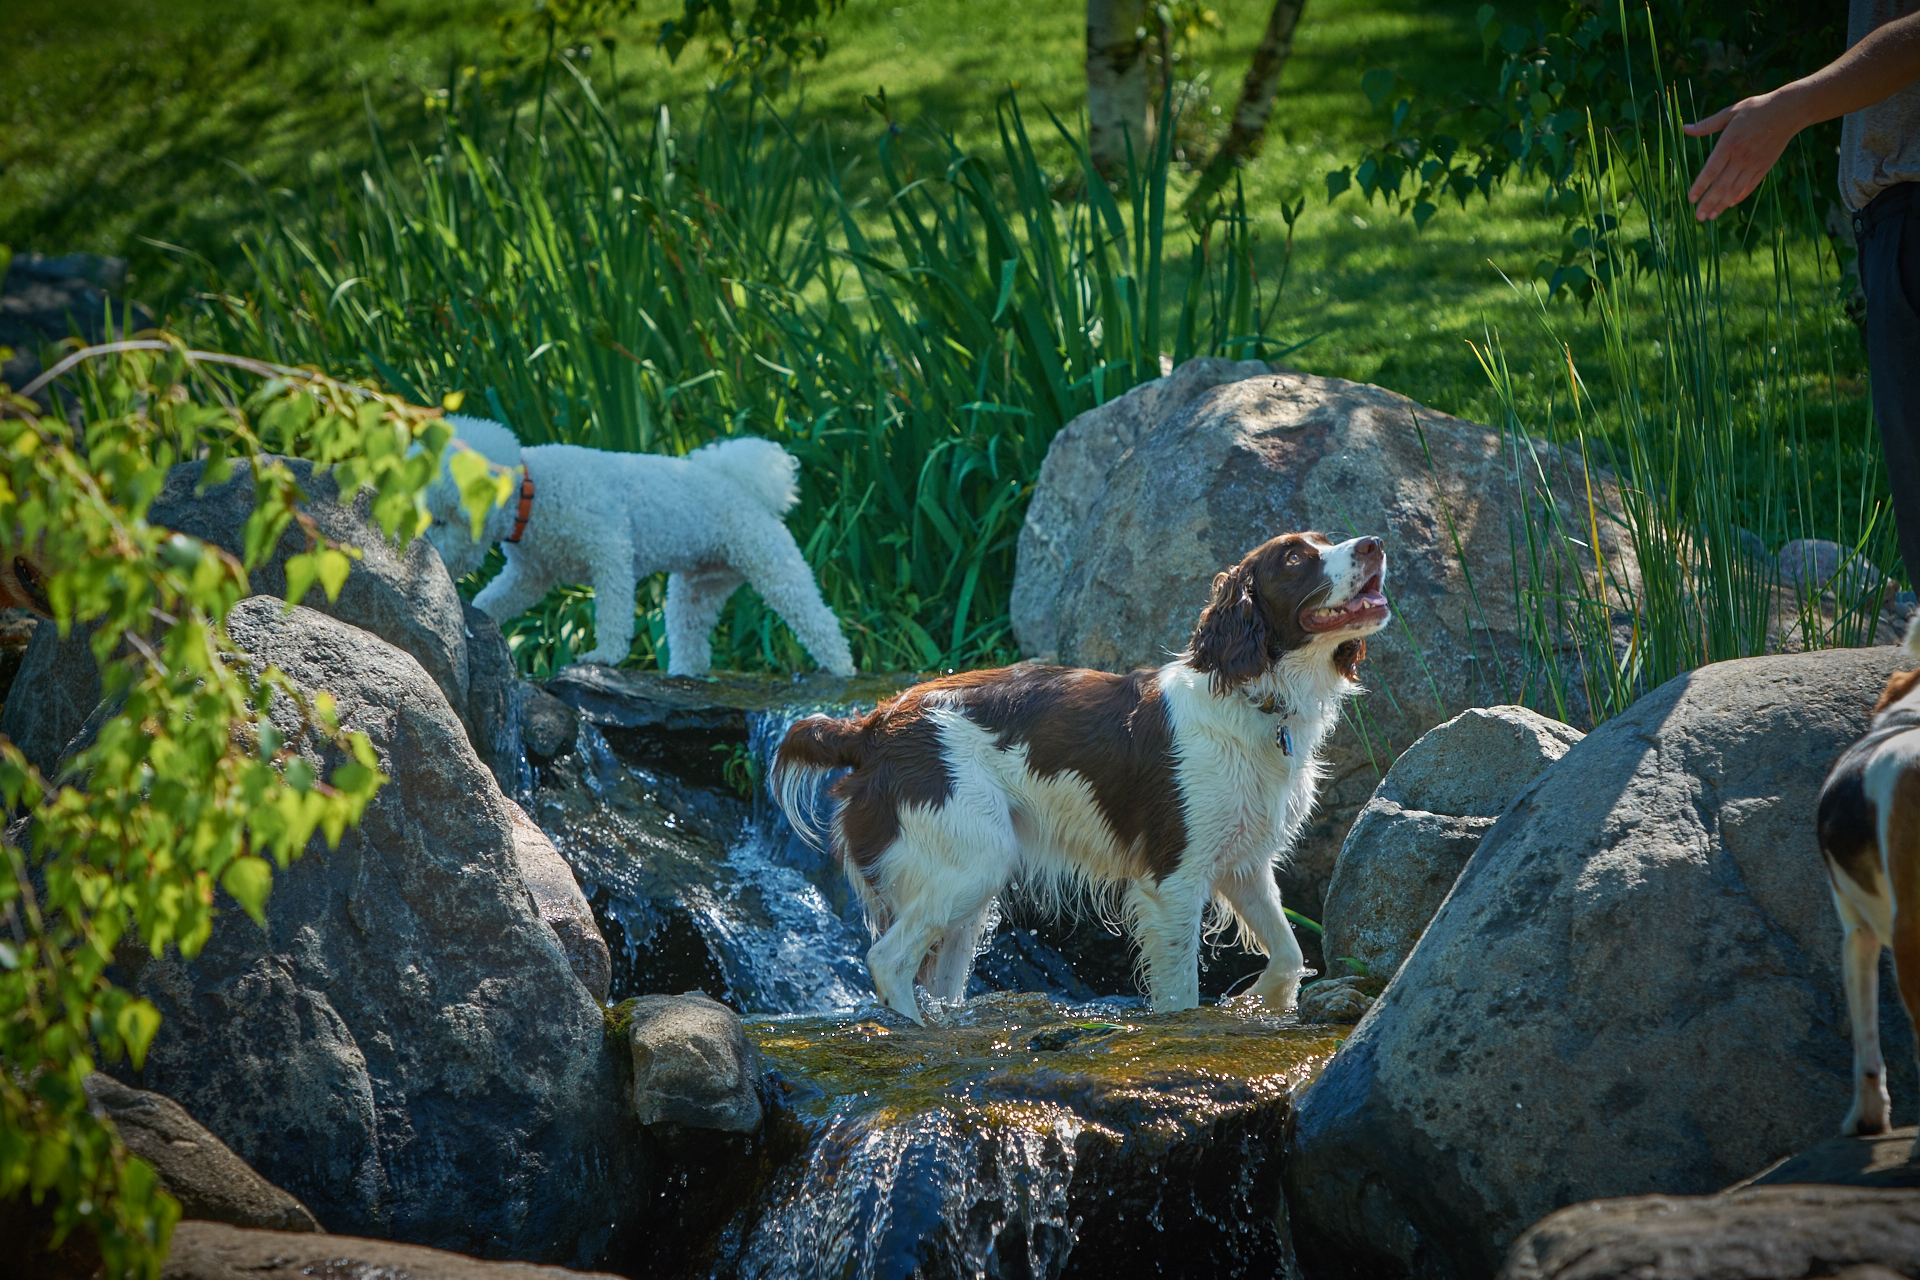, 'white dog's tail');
1905,610,1920,663
688,437,800,516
